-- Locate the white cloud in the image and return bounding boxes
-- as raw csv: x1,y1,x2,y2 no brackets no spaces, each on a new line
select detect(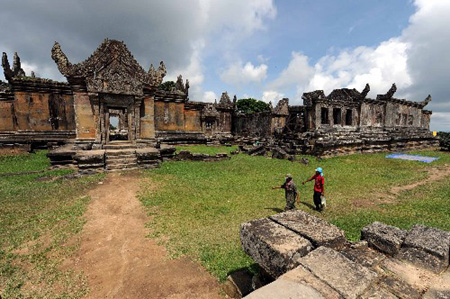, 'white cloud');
220,61,268,86
268,52,314,92
262,90,284,104
202,91,217,103
306,38,412,97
